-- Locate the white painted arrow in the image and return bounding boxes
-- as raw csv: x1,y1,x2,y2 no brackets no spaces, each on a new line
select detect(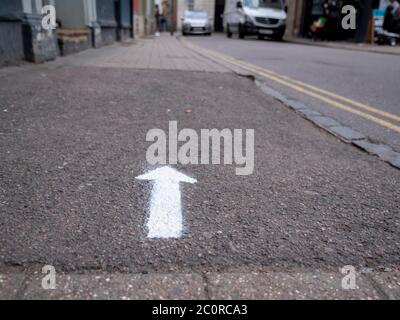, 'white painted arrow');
136,166,197,239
